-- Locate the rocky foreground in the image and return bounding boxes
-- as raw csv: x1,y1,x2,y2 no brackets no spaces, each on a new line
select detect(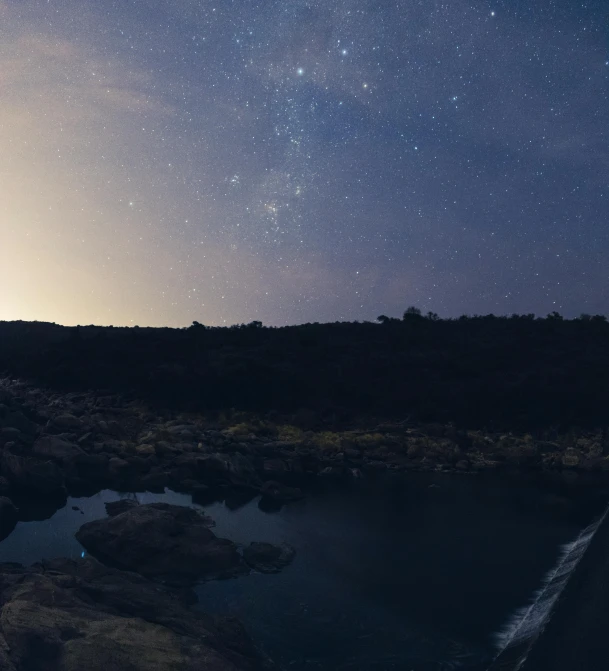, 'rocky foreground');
0,379,309,670
0,376,608,669
0,555,278,671
0,495,294,670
